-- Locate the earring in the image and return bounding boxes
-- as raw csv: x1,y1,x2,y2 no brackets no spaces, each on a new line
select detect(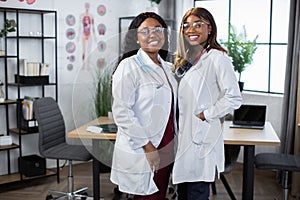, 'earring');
137,41,140,44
